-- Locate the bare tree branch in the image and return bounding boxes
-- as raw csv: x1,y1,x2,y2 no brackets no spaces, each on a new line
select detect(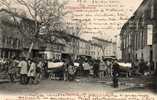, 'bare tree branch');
0,0,73,57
